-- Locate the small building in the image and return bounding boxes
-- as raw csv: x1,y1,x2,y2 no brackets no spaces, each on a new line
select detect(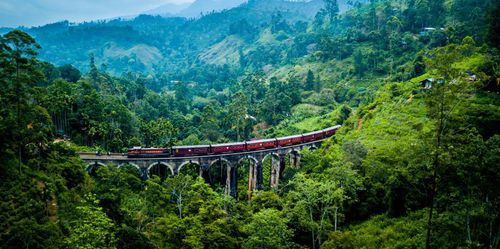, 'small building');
420,27,436,36
421,78,434,90
466,71,478,81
